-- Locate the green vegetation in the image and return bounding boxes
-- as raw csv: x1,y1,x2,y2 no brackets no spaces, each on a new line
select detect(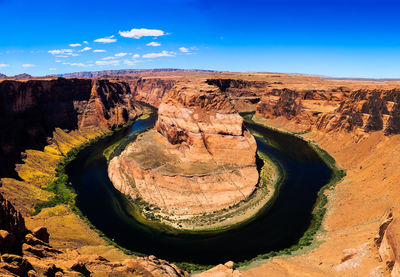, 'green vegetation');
31,116,150,257
103,139,124,161
31,108,346,273
174,262,213,273
233,113,346,269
